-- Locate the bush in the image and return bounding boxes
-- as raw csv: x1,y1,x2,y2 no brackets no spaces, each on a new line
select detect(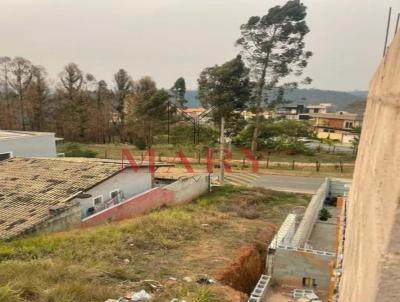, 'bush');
319,208,332,221
171,124,218,146
233,119,314,154
60,143,97,158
